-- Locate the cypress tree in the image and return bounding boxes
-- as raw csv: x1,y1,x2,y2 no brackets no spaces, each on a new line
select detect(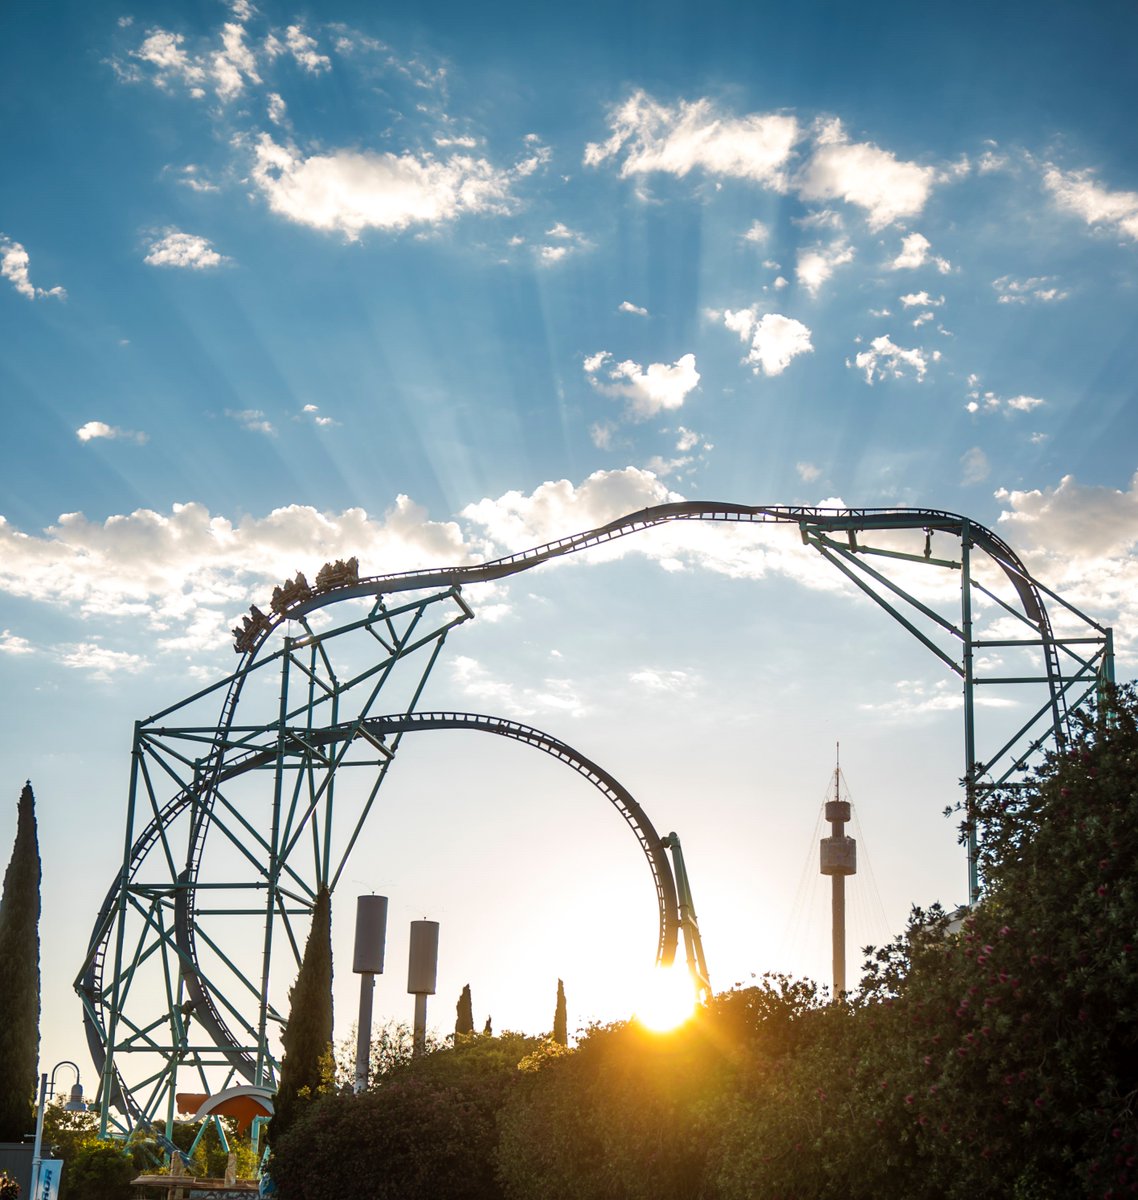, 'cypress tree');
455,984,474,1037
552,978,567,1046
0,782,42,1142
270,885,333,1144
